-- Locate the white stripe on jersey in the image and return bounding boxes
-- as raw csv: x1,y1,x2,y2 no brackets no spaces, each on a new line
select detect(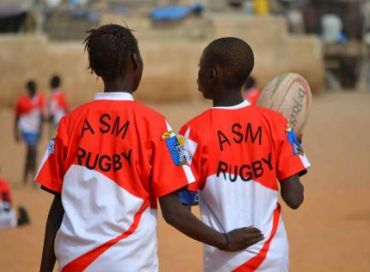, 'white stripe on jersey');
199,174,287,272
55,165,148,269
299,153,311,169
183,127,198,164
85,209,158,272
182,164,195,184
